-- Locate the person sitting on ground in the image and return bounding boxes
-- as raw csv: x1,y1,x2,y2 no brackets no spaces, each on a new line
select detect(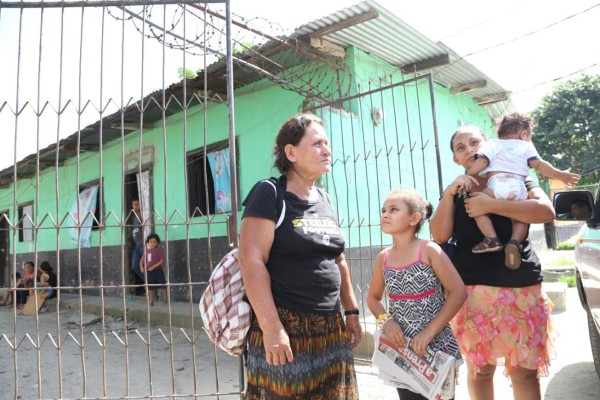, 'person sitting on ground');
37,270,53,313
39,261,57,299
17,261,36,308
0,272,22,306
570,199,592,220
466,112,579,269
